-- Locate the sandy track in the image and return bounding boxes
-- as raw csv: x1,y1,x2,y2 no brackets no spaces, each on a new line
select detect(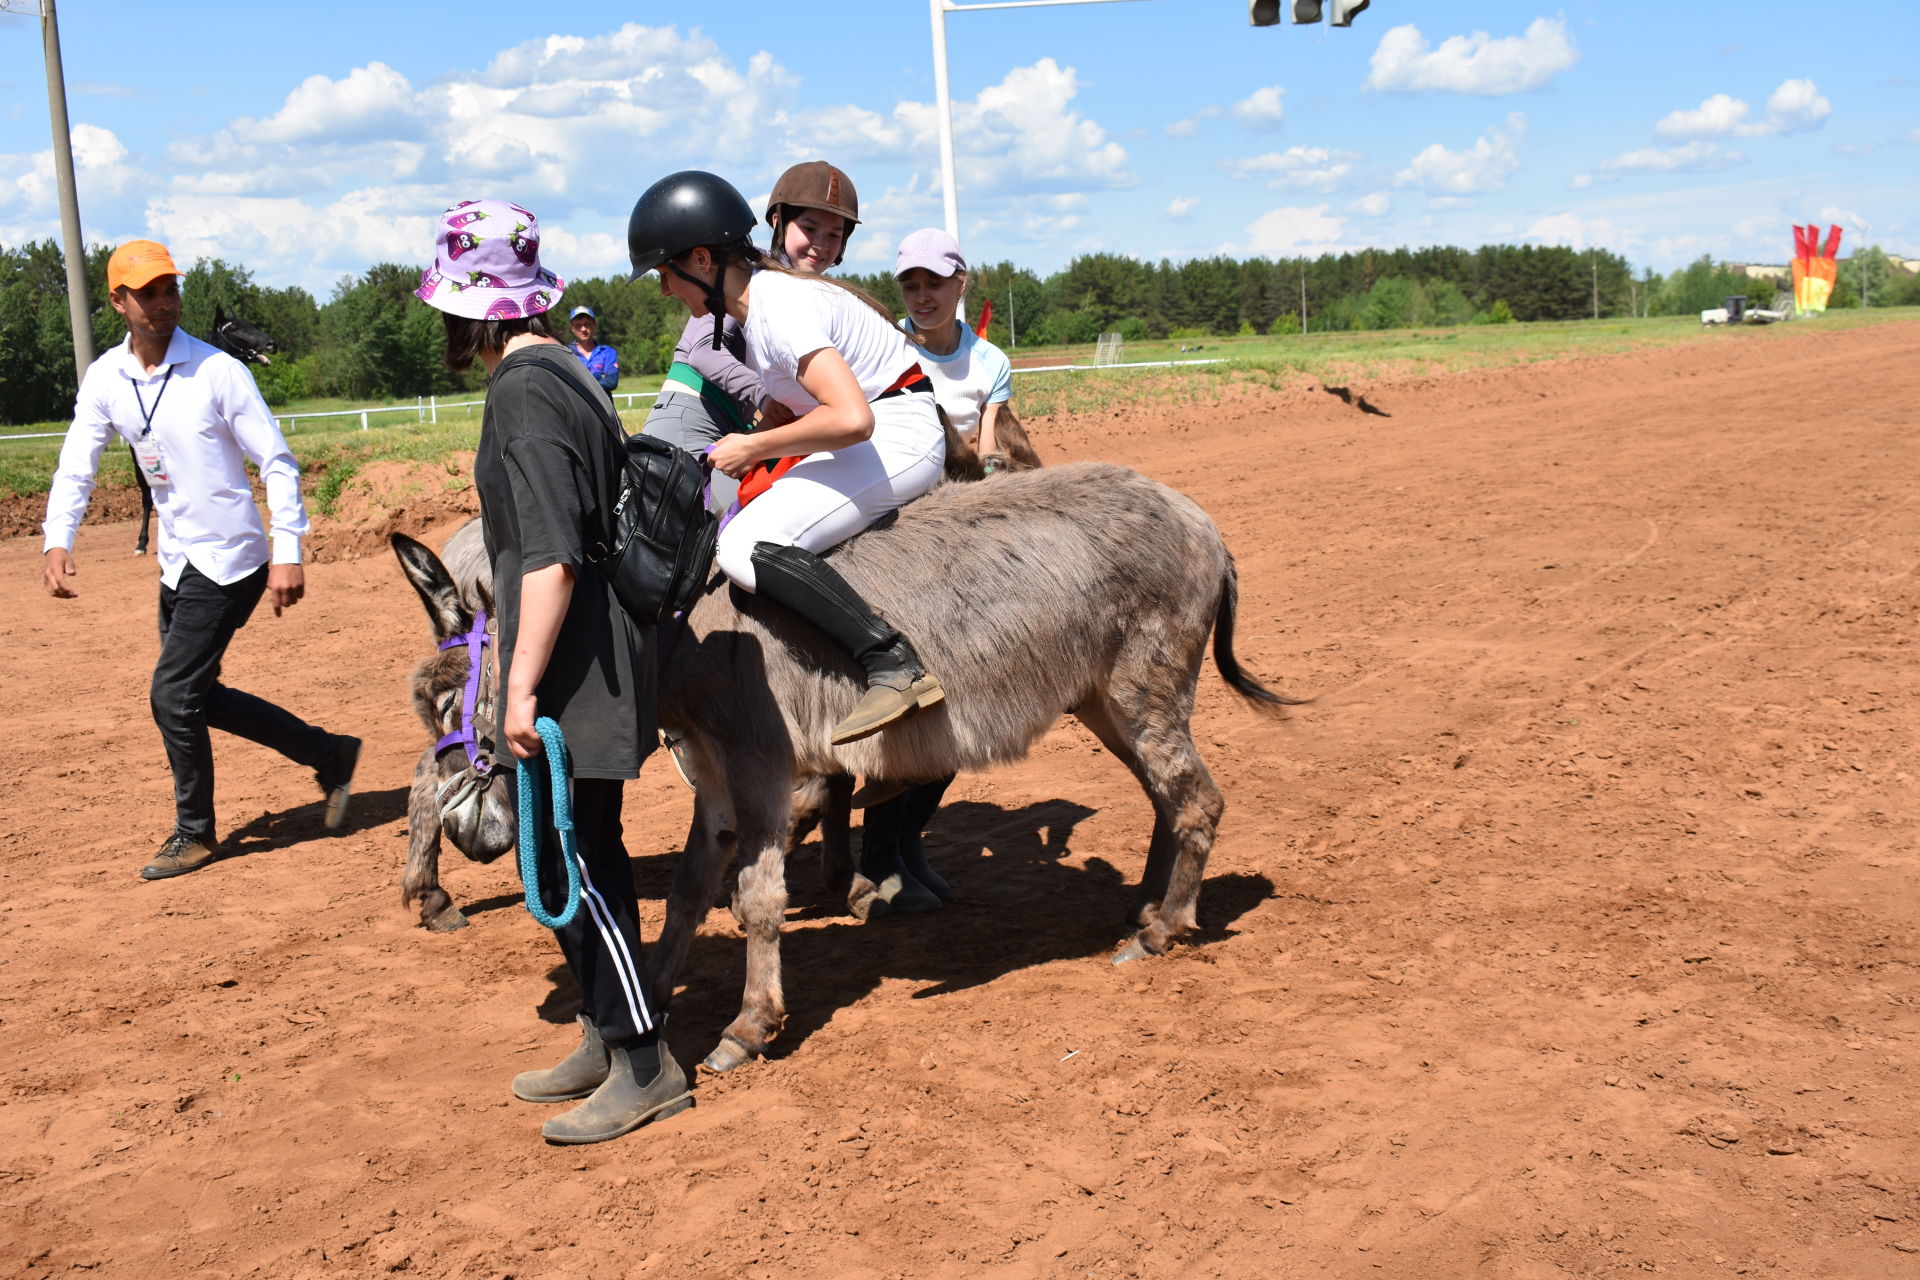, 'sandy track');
3,320,1916,1278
